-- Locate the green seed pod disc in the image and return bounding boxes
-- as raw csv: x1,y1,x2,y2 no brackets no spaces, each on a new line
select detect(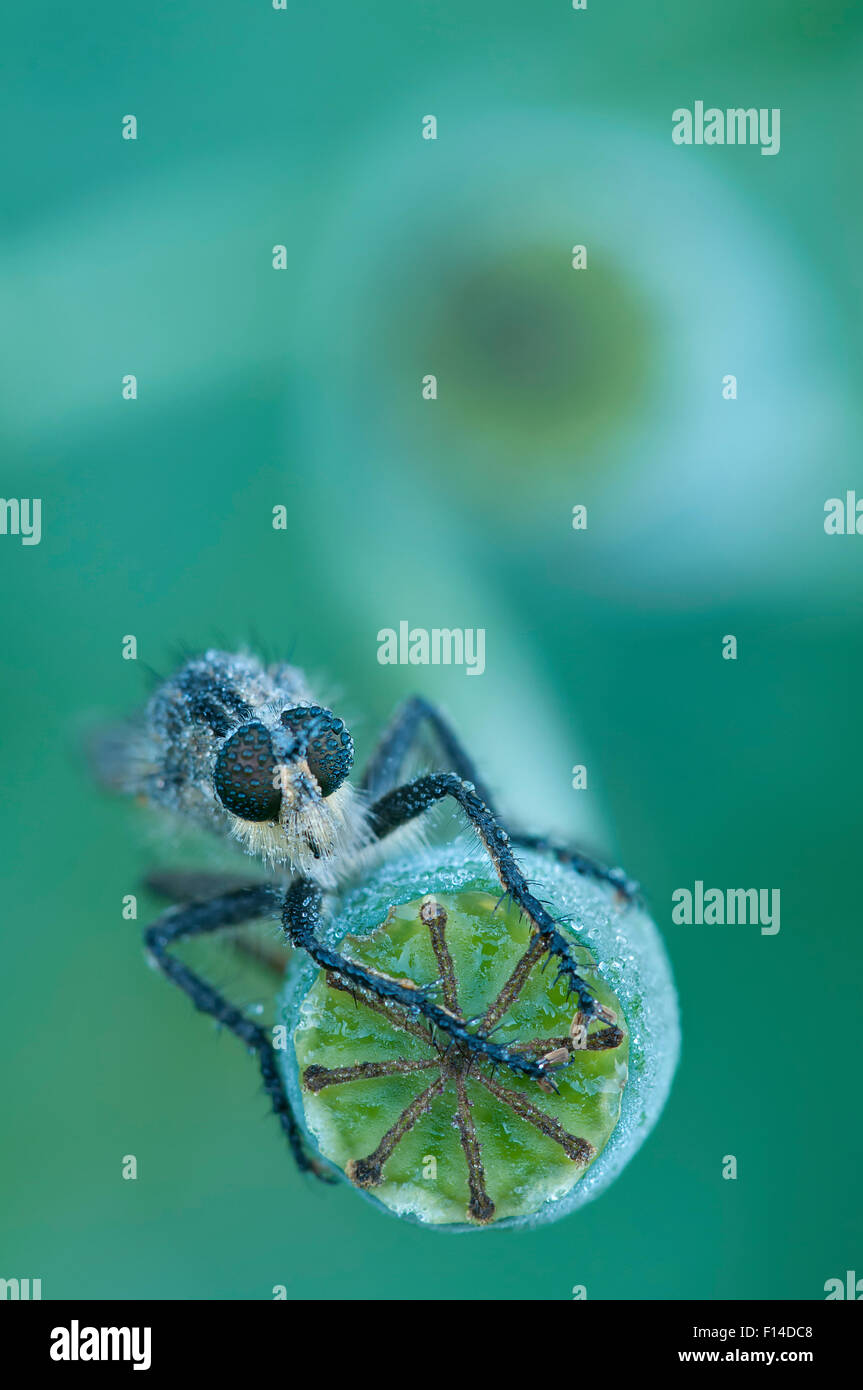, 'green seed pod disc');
278,846,679,1230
